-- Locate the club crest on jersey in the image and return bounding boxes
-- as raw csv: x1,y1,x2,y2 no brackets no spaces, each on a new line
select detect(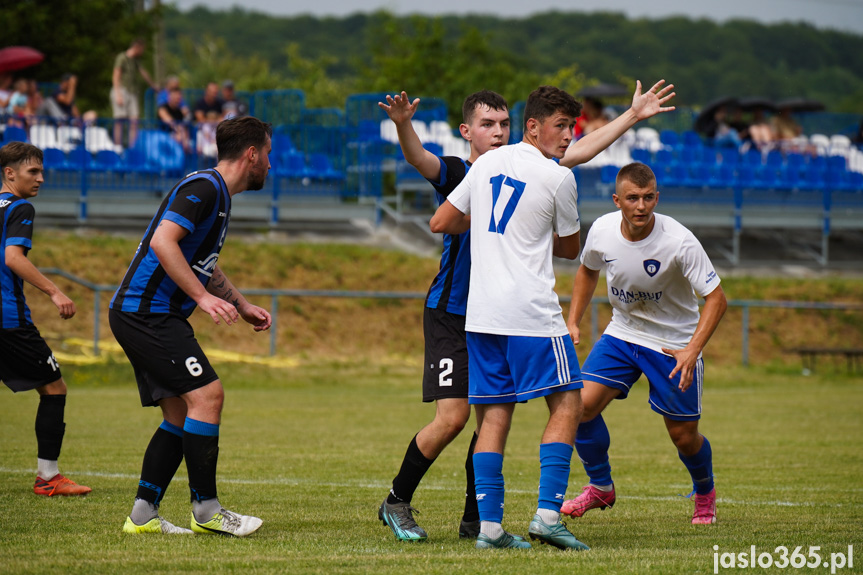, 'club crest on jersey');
0,199,11,208
643,259,661,277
